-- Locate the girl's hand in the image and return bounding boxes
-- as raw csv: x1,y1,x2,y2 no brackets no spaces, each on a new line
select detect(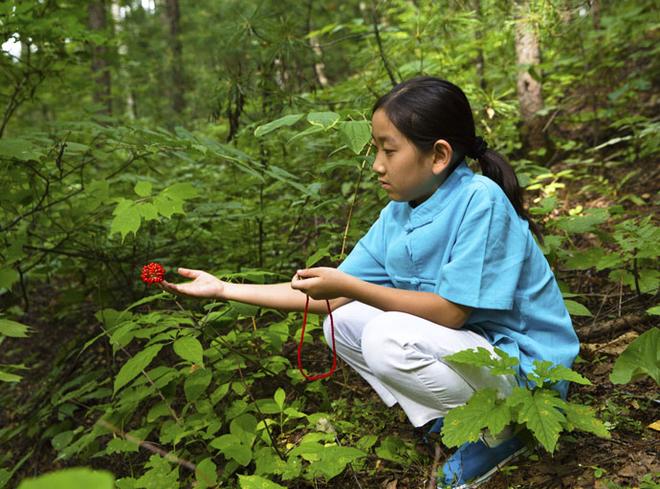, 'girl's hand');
159,267,226,299
290,267,352,300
